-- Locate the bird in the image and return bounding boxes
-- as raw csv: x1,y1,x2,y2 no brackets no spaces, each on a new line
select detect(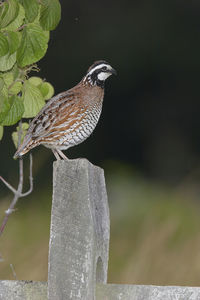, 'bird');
14,60,116,160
